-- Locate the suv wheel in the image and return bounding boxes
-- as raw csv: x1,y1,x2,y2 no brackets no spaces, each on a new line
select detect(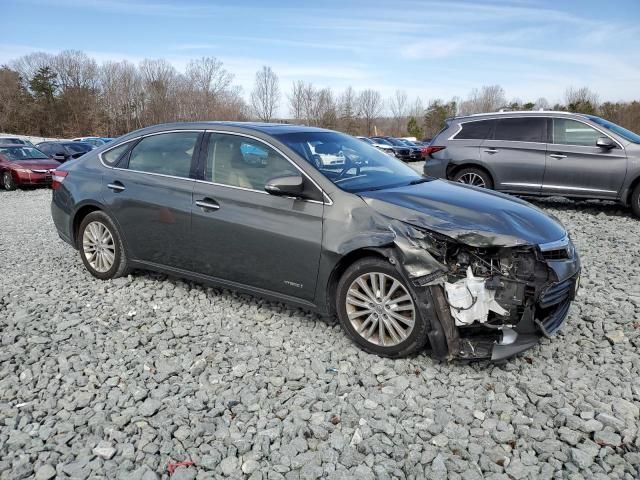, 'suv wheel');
631,183,640,218
336,257,429,358
453,167,493,189
78,211,130,279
